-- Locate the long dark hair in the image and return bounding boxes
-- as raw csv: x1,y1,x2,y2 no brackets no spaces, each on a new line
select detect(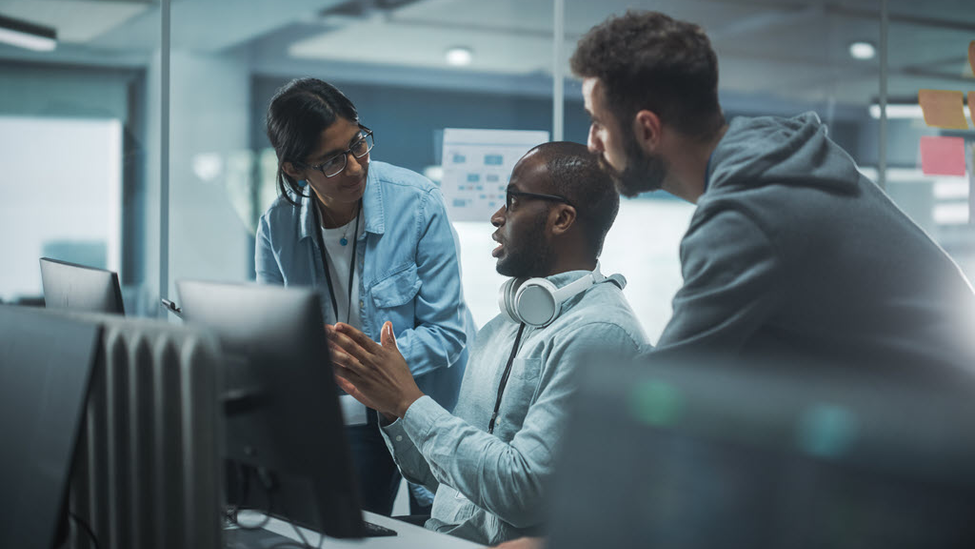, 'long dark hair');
266,78,359,206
